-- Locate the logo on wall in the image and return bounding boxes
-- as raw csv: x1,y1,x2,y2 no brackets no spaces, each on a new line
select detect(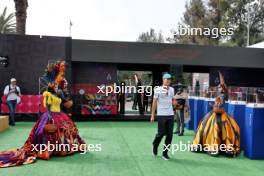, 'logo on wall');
107,73,112,81
0,56,8,67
